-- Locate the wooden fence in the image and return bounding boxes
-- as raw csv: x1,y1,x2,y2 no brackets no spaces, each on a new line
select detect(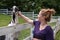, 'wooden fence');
0,23,32,40
0,18,60,40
